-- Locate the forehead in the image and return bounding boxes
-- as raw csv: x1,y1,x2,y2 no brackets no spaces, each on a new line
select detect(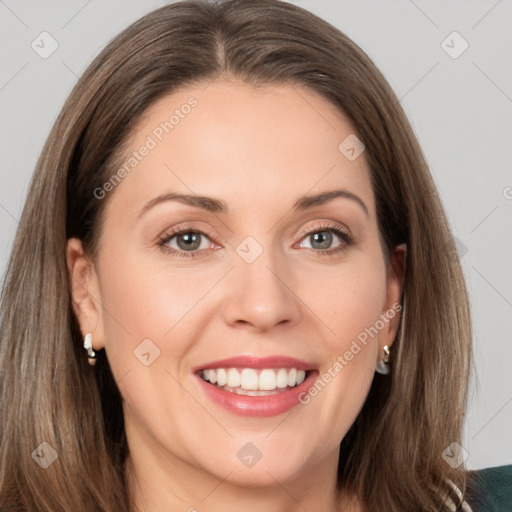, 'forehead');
105,78,375,219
